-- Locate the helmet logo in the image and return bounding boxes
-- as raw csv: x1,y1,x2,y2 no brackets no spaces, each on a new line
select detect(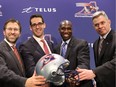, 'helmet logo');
40,54,55,69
